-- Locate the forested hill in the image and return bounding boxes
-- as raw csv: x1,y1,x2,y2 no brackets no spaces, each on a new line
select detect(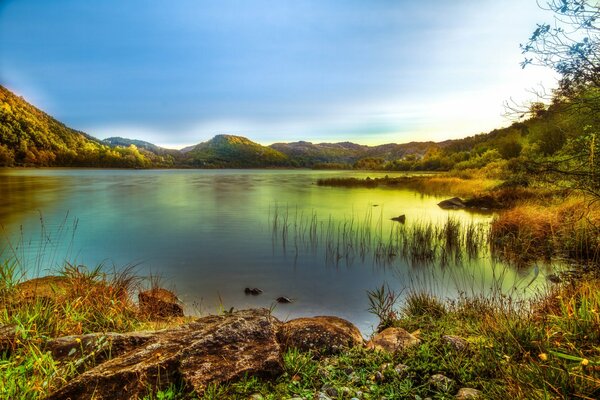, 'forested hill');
0,85,173,168
1,84,597,174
